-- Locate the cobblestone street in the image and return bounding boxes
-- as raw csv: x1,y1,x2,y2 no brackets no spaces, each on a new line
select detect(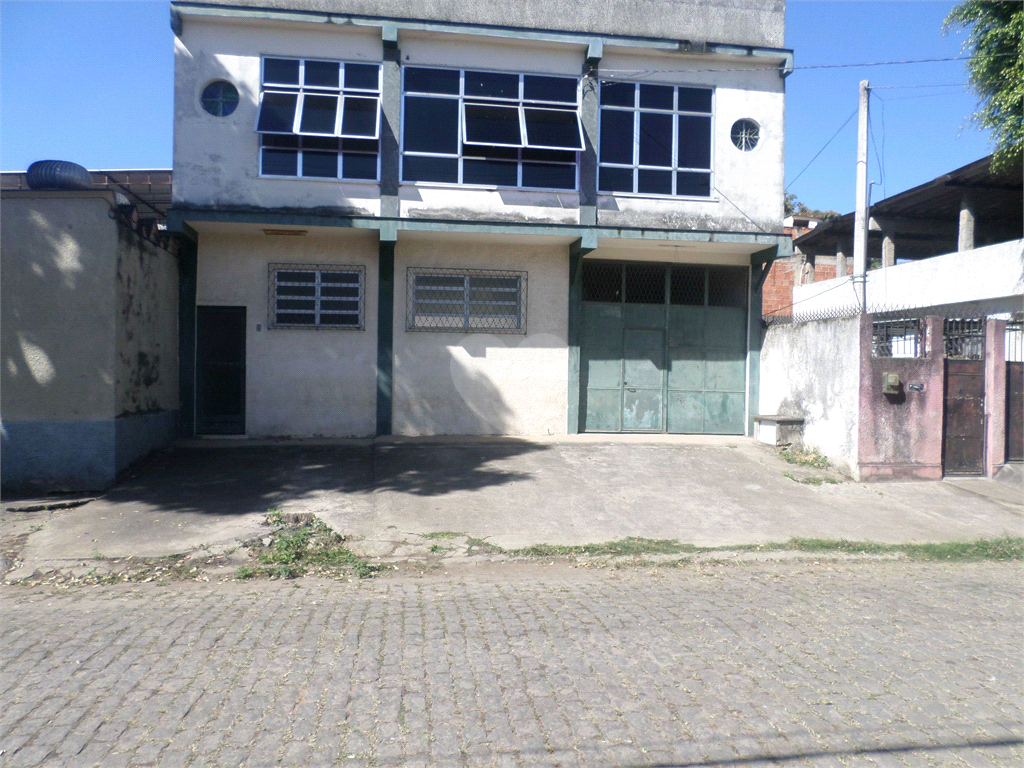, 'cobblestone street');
0,561,1021,768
